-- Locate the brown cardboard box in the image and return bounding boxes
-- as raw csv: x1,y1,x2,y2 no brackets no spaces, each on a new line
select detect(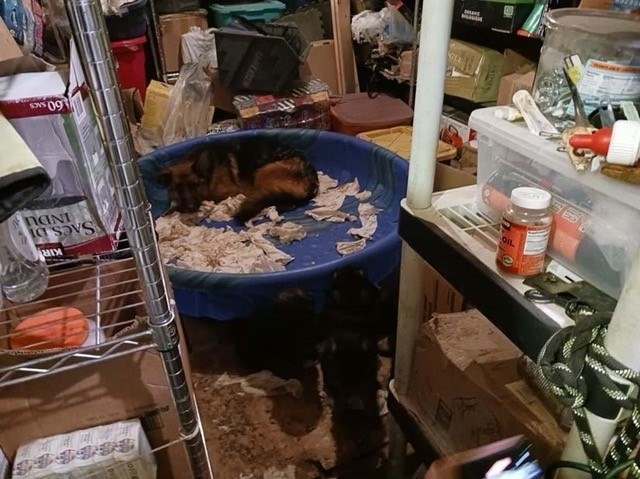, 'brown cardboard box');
0,258,194,478
0,18,21,61
0,351,192,478
305,40,340,95
160,10,208,73
422,260,466,324
434,163,476,193
406,310,566,465
205,67,236,113
497,70,536,106
445,40,504,103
